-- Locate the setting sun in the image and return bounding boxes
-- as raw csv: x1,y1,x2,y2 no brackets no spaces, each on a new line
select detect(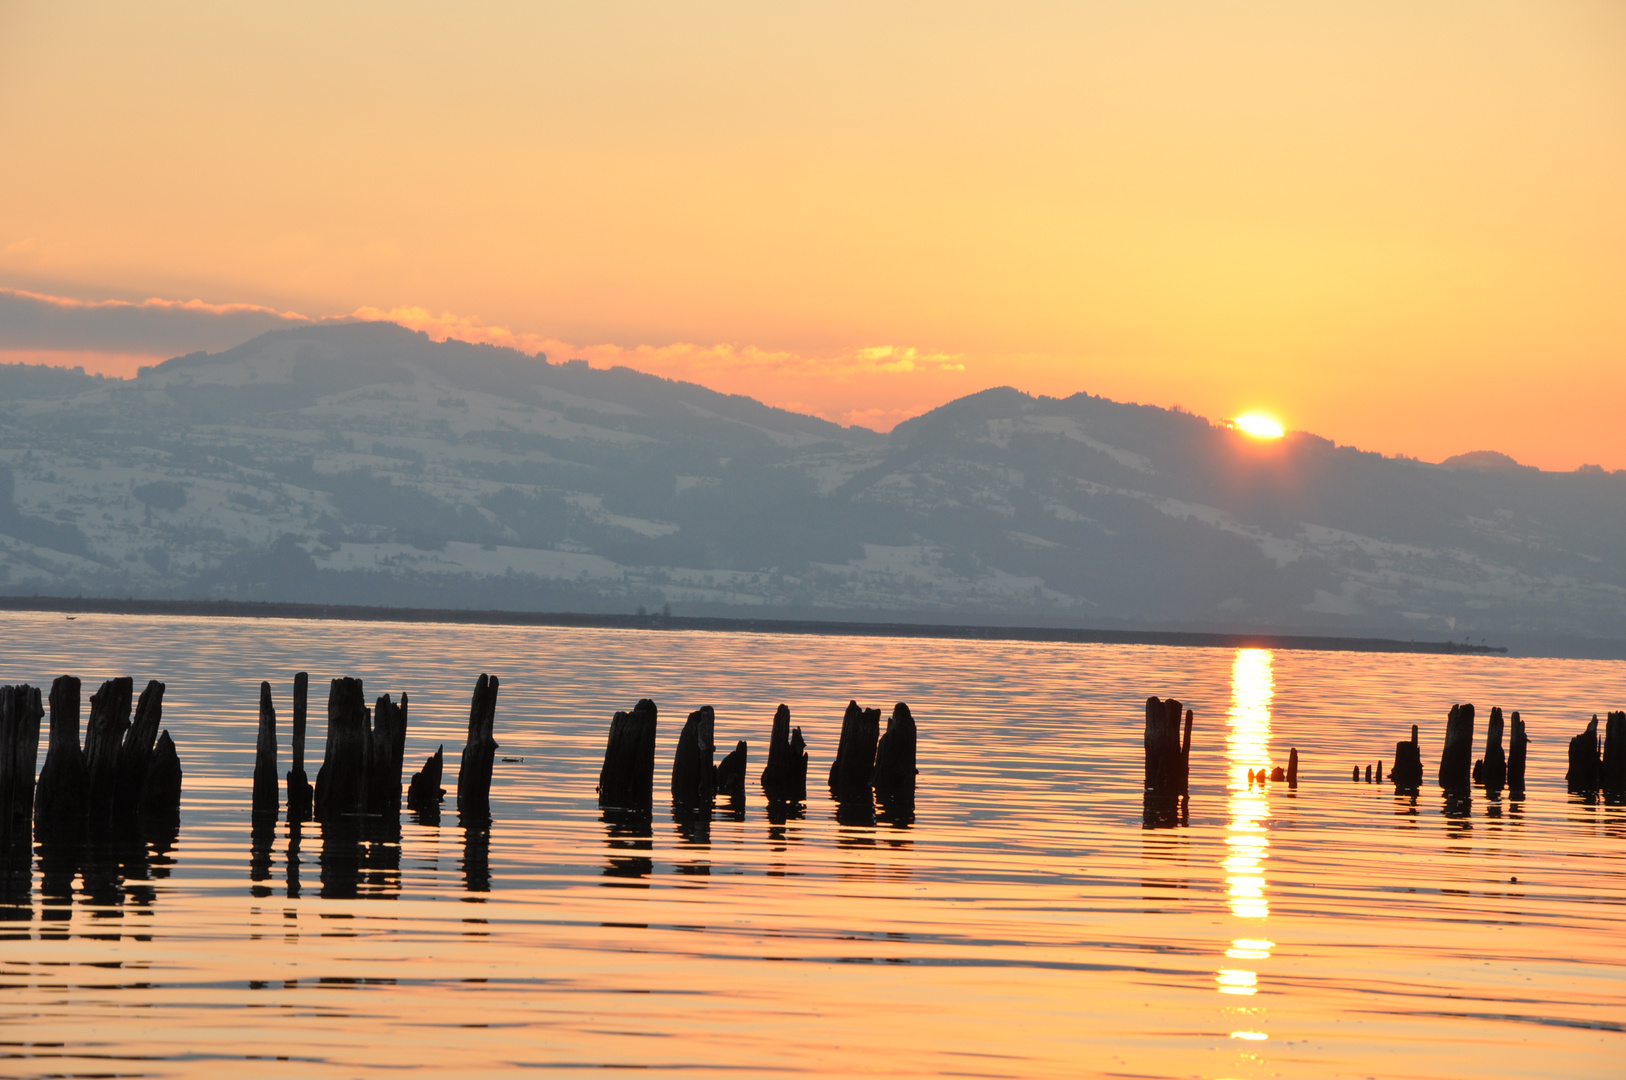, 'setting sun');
1233,414,1285,439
